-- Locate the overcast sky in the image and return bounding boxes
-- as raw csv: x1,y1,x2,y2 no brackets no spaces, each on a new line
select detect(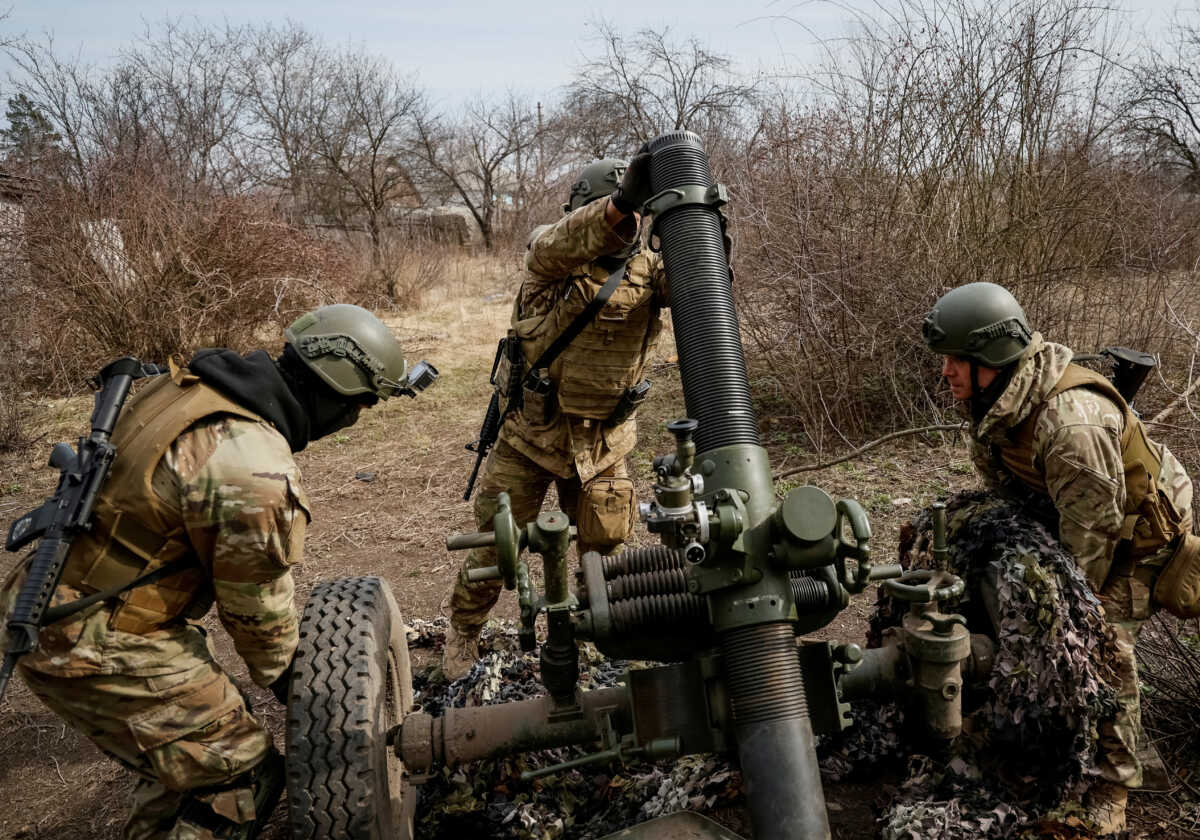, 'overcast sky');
0,0,1188,107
